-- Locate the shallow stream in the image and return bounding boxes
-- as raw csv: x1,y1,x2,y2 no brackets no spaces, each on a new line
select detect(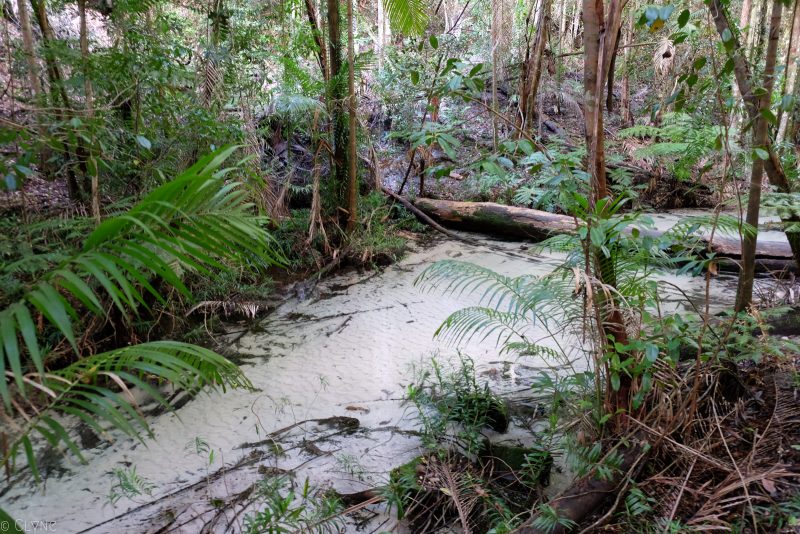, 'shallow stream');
1,220,775,533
